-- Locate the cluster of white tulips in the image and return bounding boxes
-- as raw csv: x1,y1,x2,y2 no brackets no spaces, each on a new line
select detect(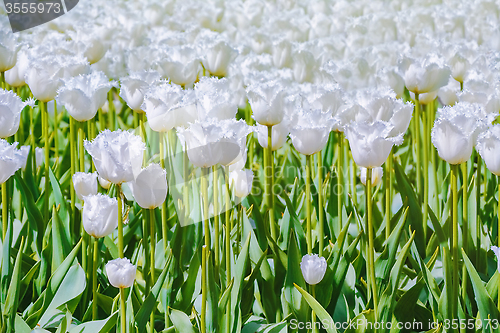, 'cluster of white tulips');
2,0,500,332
